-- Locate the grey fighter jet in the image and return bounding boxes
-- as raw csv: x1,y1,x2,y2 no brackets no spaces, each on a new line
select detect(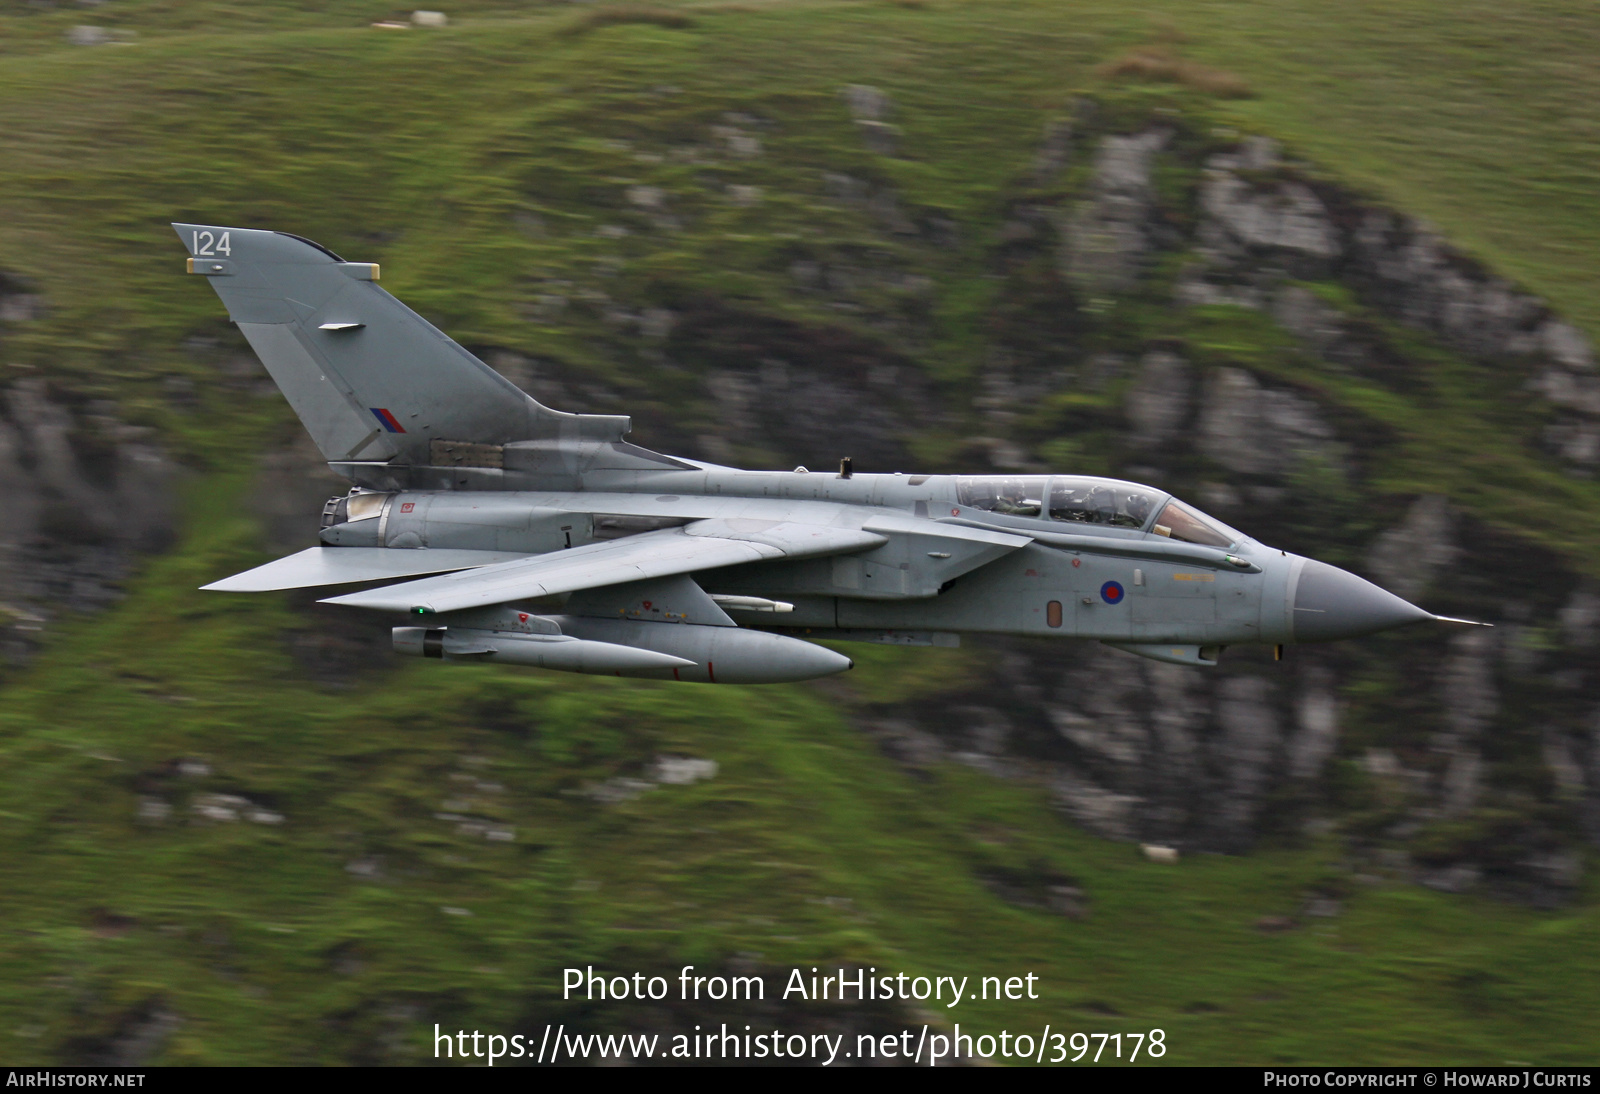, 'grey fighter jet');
178,224,1481,684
